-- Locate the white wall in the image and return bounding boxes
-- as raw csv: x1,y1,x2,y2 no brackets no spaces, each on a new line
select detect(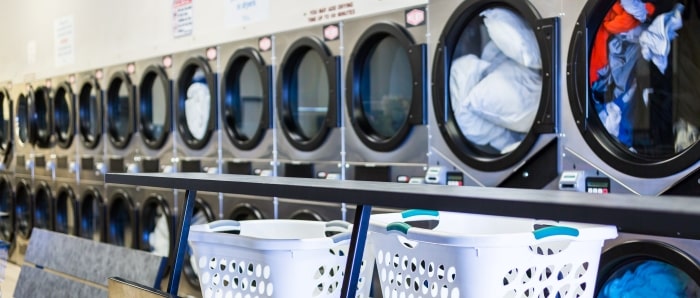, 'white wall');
0,0,427,83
